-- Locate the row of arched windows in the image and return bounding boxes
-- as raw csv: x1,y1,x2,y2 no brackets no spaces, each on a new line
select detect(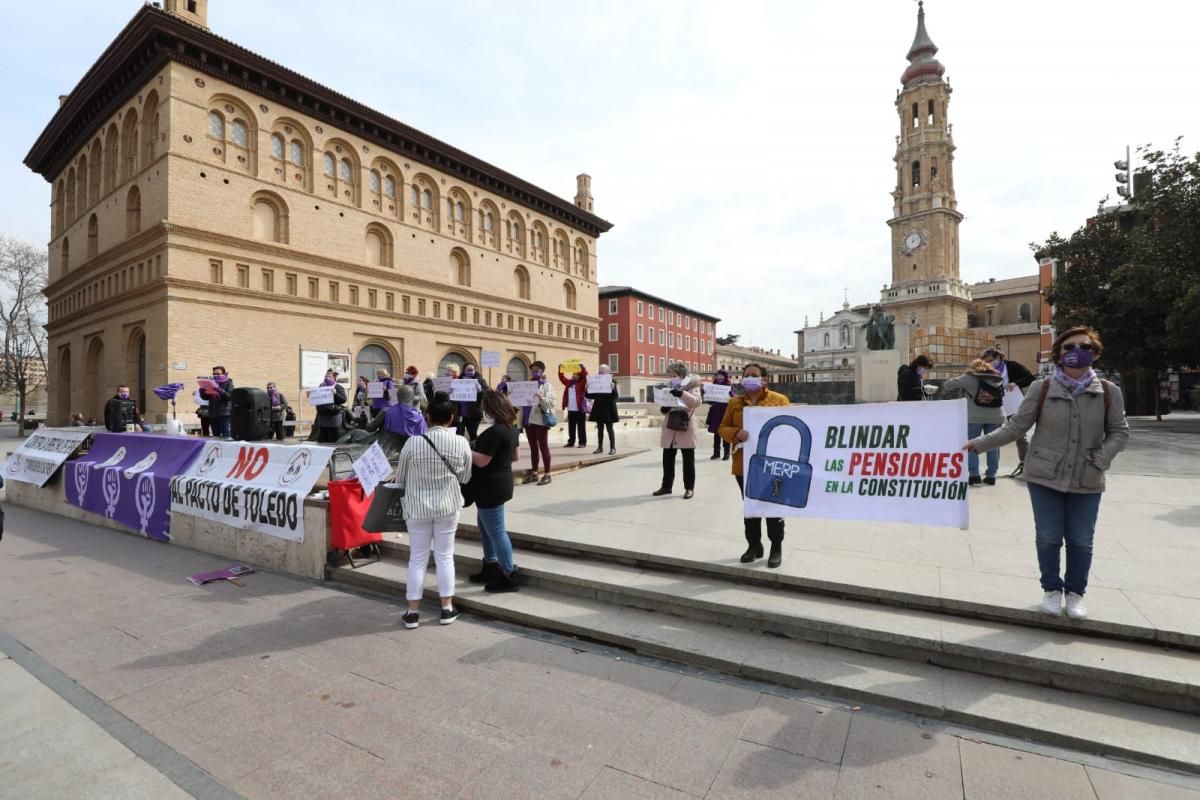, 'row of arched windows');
58,186,142,274
54,90,159,238
200,94,594,278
